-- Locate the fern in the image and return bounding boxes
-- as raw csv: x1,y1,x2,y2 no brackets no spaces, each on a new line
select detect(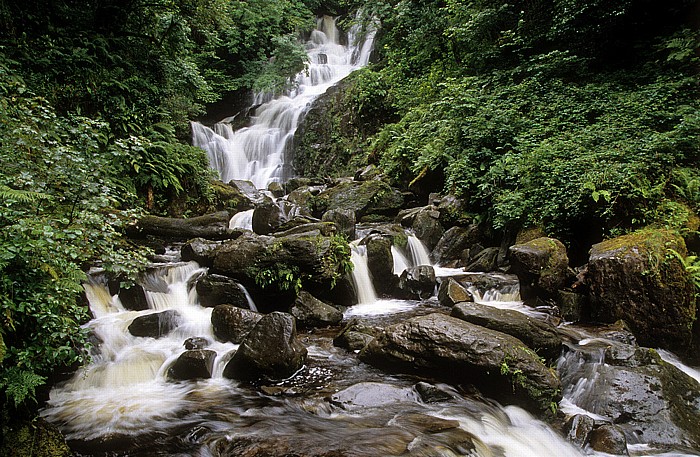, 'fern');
0,185,51,204
668,249,700,292
0,367,46,406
